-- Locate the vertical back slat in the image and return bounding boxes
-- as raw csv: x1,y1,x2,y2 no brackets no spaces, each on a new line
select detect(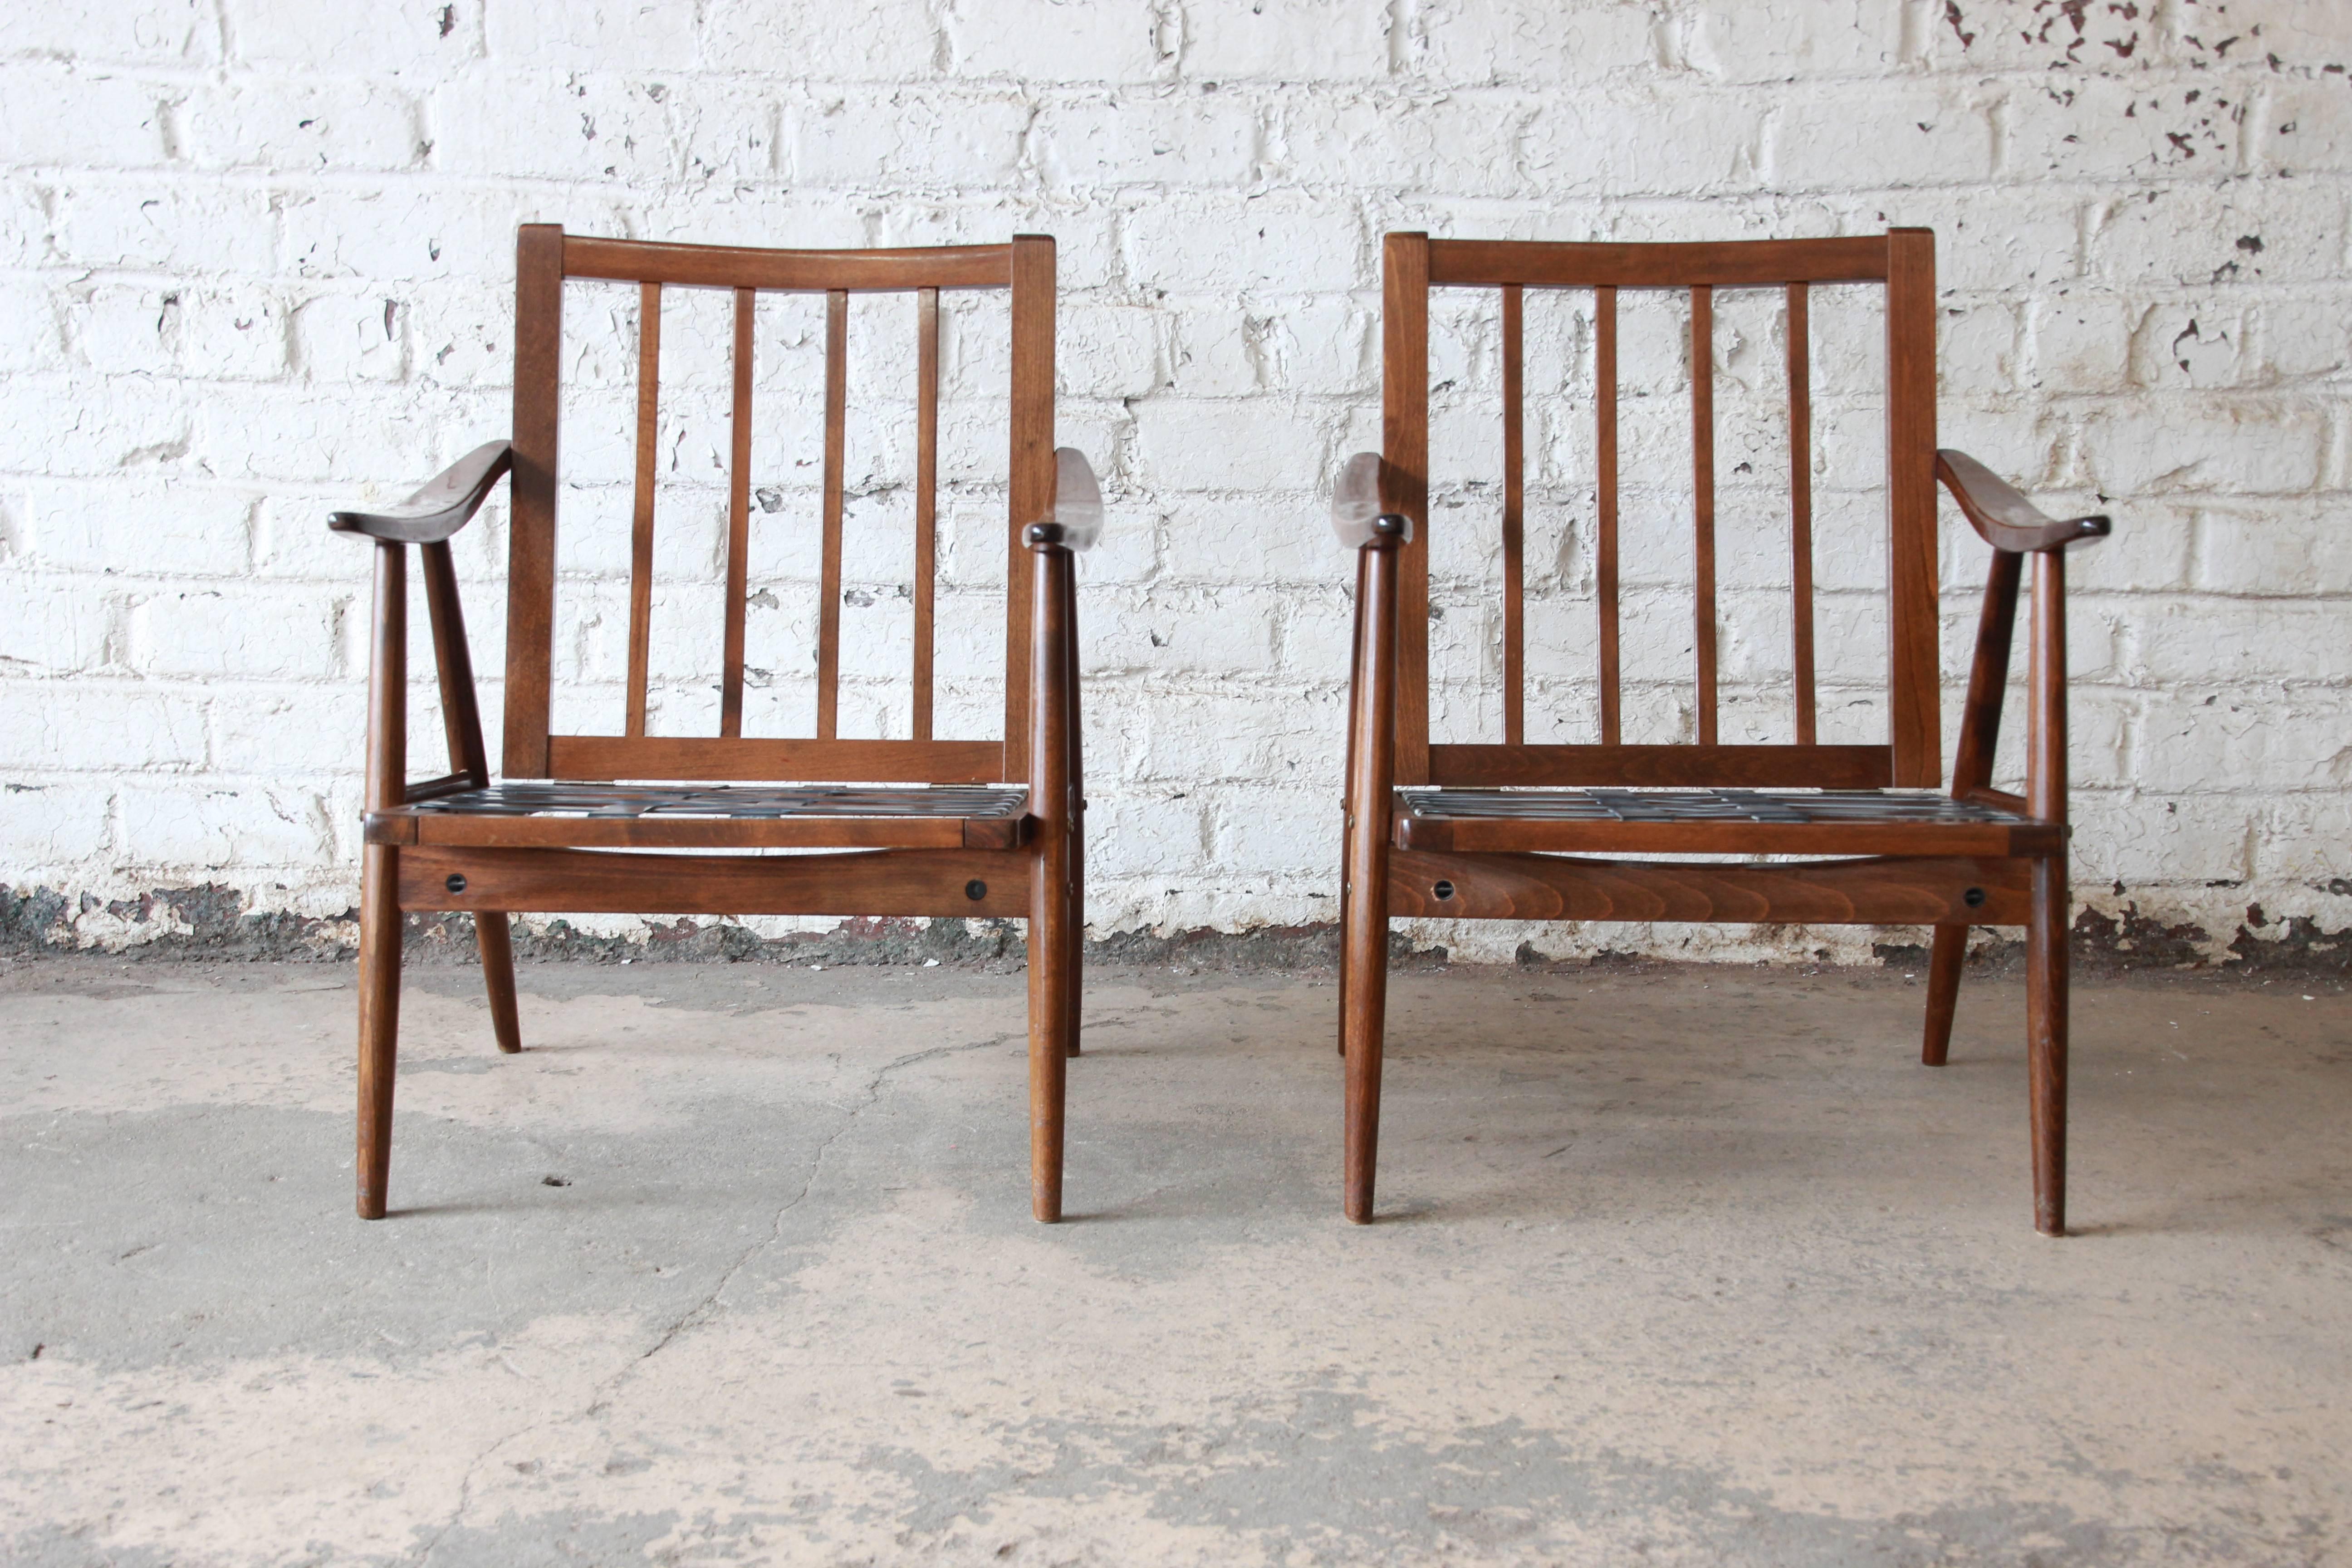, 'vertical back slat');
1500,284,1525,746
1384,232,1433,785
502,223,565,779
720,287,754,738
815,289,848,741
913,287,939,742
1886,228,1942,787
625,280,661,738
1595,285,1620,746
1787,282,1817,745
1690,285,1717,746
1005,235,1057,784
